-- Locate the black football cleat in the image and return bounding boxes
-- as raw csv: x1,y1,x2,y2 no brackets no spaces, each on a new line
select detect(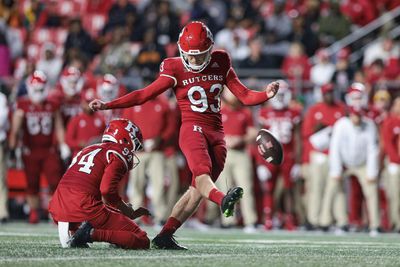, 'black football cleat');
151,234,187,250
68,221,93,248
221,187,244,217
